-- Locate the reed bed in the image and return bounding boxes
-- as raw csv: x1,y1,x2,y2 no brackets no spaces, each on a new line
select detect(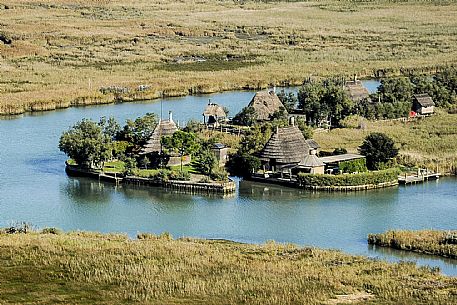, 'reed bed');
0,230,456,304
368,230,457,259
1,0,457,115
